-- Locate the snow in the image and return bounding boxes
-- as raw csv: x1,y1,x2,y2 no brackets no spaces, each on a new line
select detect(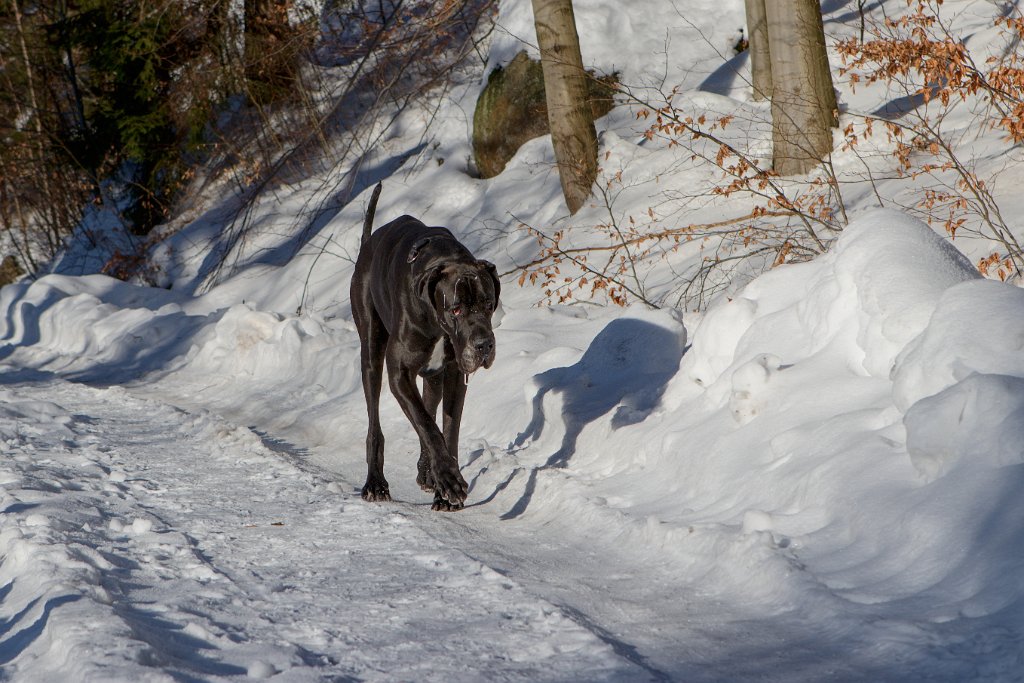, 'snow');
488,0,746,91
3,0,1024,680
0,381,630,681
